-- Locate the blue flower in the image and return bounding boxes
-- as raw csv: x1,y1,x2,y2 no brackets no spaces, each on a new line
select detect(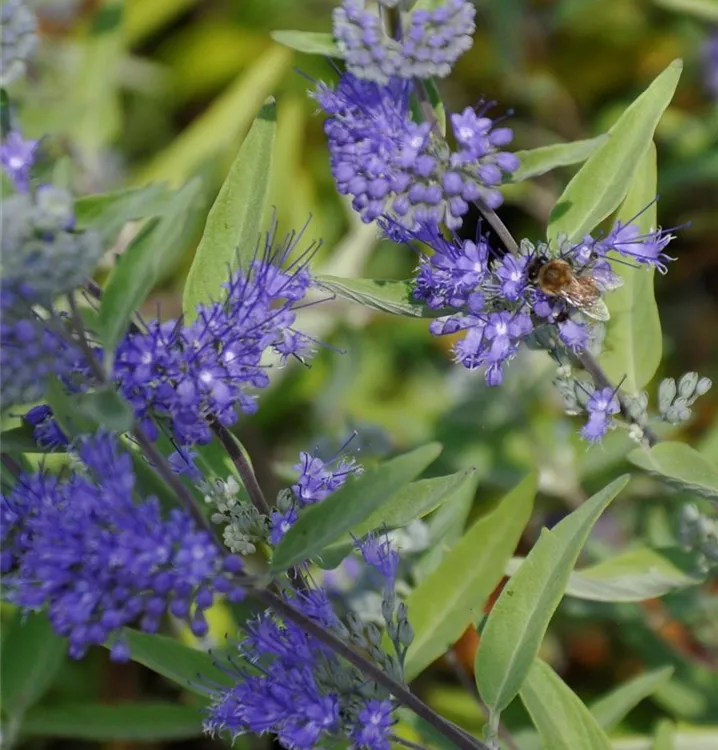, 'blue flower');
1,432,244,660
357,533,399,589
595,220,675,274
24,404,69,450
270,449,362,543
580,387,620,444
0,131,38,193
350,699,394,750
